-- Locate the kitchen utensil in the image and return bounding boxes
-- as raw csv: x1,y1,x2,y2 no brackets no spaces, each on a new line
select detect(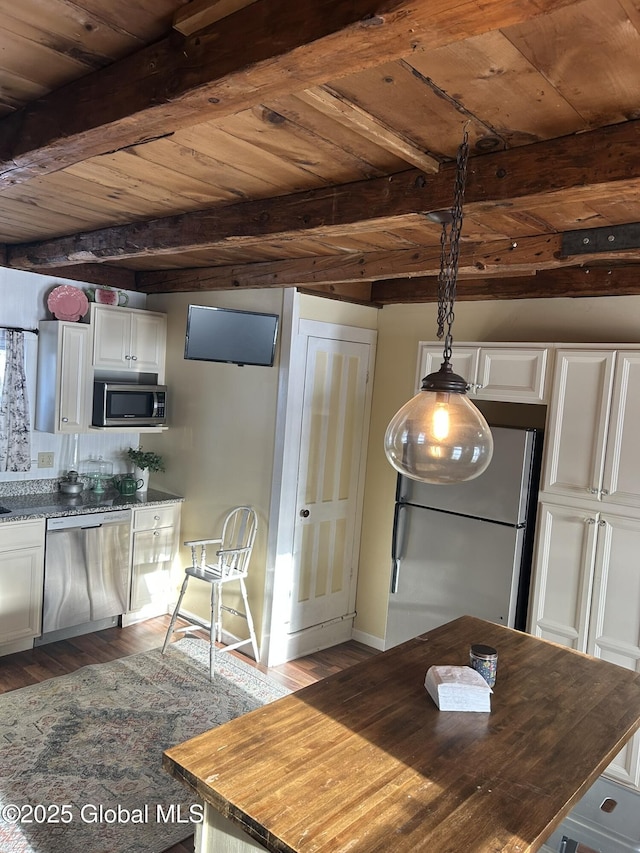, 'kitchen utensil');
112,474,144,495
59,470,84,495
